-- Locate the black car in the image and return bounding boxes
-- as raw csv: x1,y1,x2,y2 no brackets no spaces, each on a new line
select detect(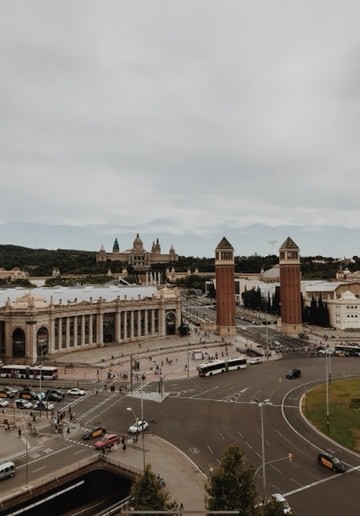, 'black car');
286,368,301,379
45,389,64,402
82,425,106,440
318,451,346,473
